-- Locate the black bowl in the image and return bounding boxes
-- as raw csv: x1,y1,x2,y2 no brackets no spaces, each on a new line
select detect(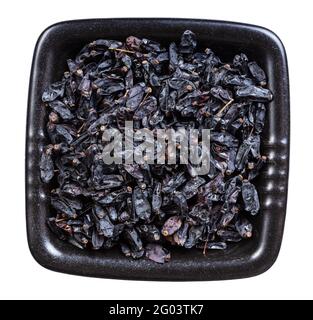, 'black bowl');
26,18,290,281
